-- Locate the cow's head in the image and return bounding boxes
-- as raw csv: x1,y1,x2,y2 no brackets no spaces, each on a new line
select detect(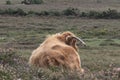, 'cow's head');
57,31,86,49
